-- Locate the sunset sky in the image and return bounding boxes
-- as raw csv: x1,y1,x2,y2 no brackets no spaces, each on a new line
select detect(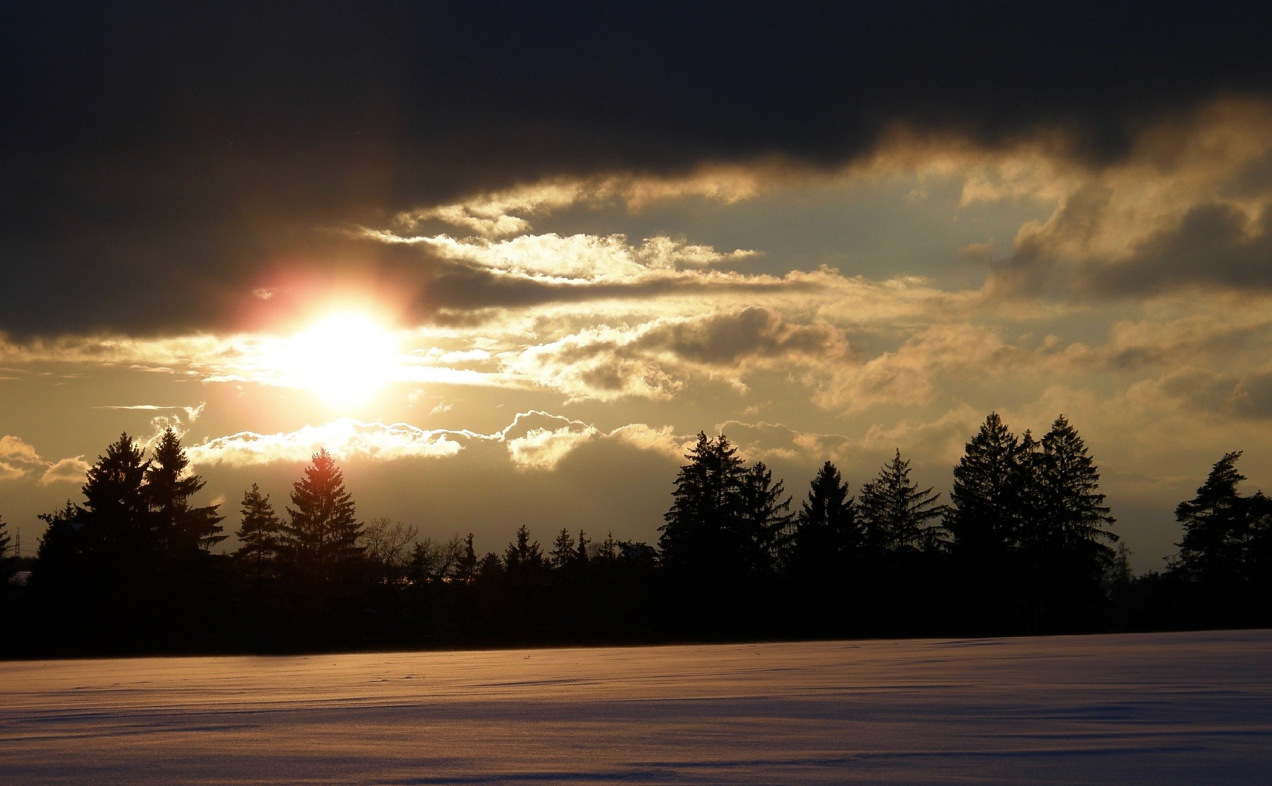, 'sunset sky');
4,2,1272,571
